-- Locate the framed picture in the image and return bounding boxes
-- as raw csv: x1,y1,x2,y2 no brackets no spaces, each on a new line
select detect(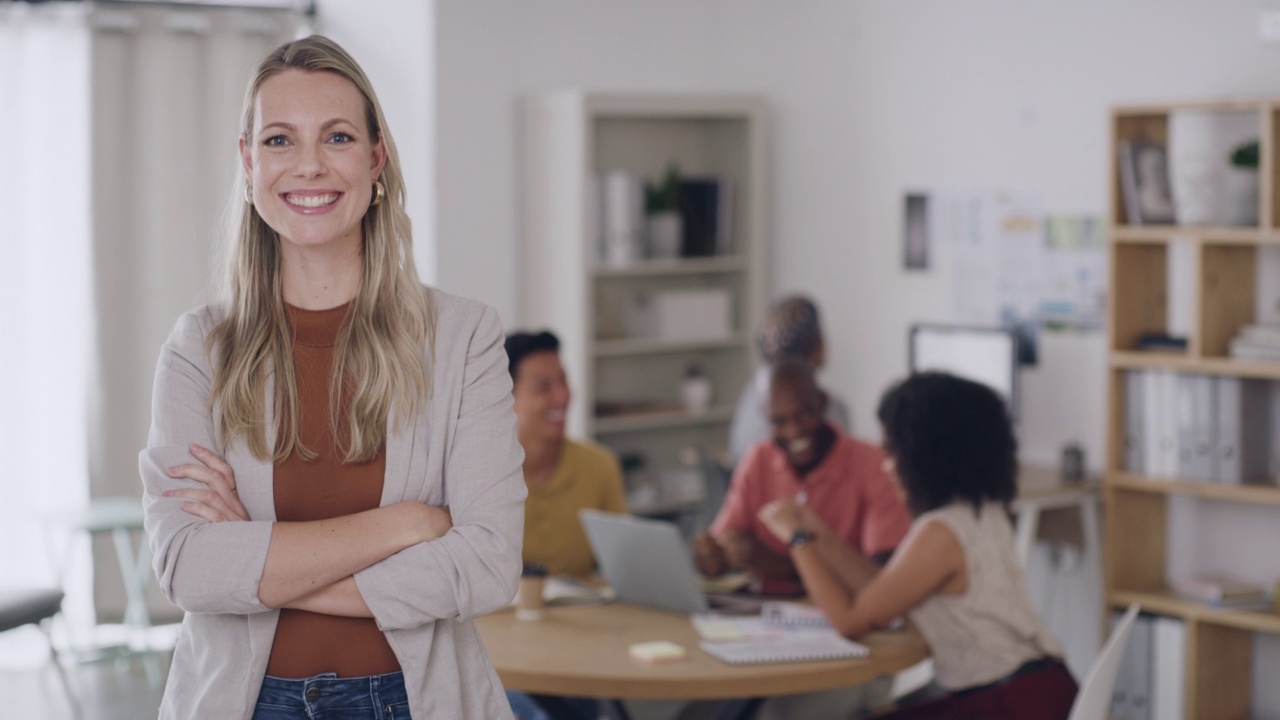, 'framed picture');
1118,140,1177,225
903,192,930,270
